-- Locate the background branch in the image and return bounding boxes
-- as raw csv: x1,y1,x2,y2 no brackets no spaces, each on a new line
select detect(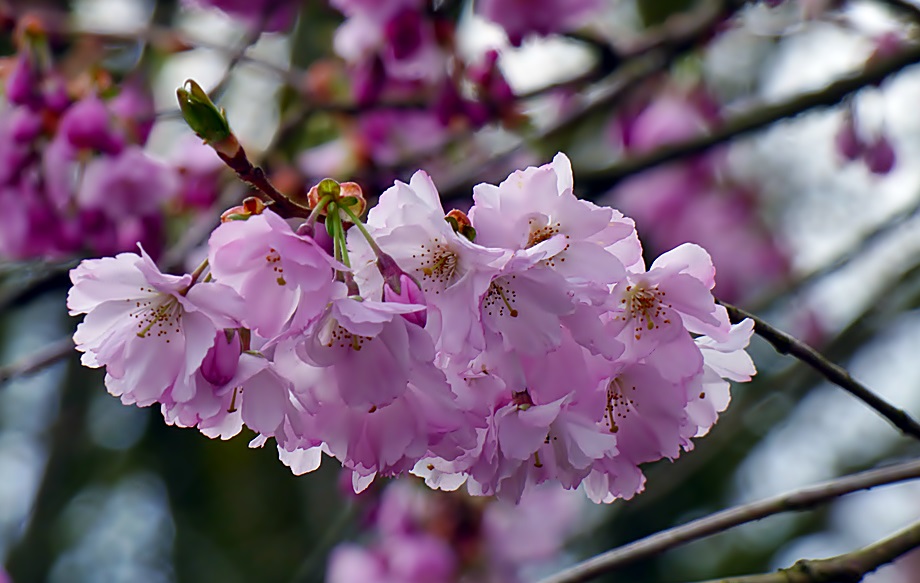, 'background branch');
582,42,920,186
0,337,73,386
692,518,920,583
436,0,746,199
721,301,920,441
538,459,920,583
748,193,920,313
